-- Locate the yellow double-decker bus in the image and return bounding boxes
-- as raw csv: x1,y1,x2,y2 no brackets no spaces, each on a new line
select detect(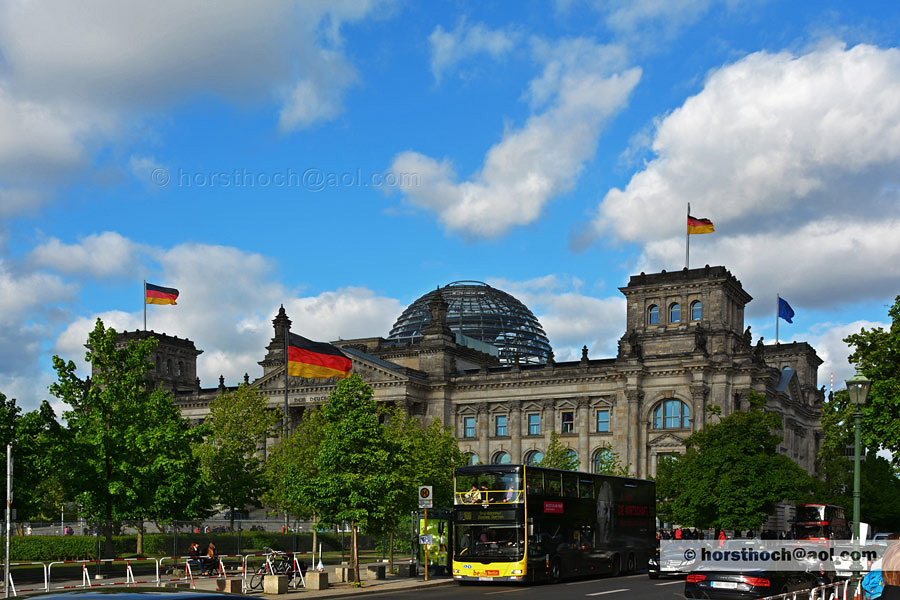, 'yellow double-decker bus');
452,464,655,583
